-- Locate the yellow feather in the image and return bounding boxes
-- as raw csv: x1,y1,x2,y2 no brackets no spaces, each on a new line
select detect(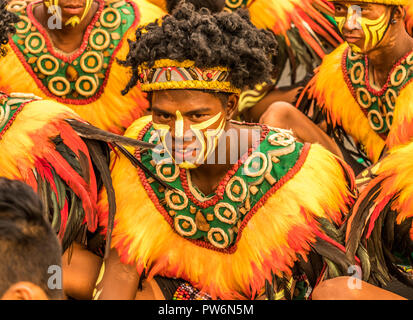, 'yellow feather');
310,43,386,163
372,141,413,224
0,100,81,179
386,80,413,149
0,1,165,134
107,118,353,299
